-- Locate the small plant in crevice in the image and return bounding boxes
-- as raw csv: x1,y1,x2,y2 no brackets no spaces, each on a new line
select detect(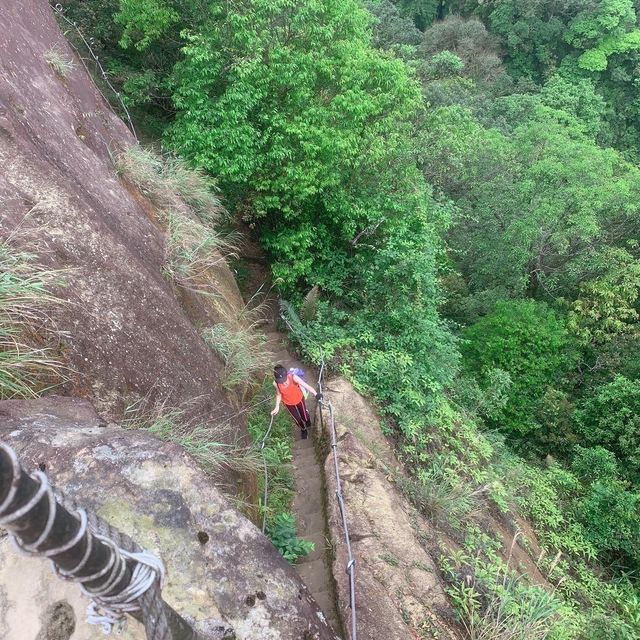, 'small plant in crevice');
45,47,76,78
266,512,314,563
